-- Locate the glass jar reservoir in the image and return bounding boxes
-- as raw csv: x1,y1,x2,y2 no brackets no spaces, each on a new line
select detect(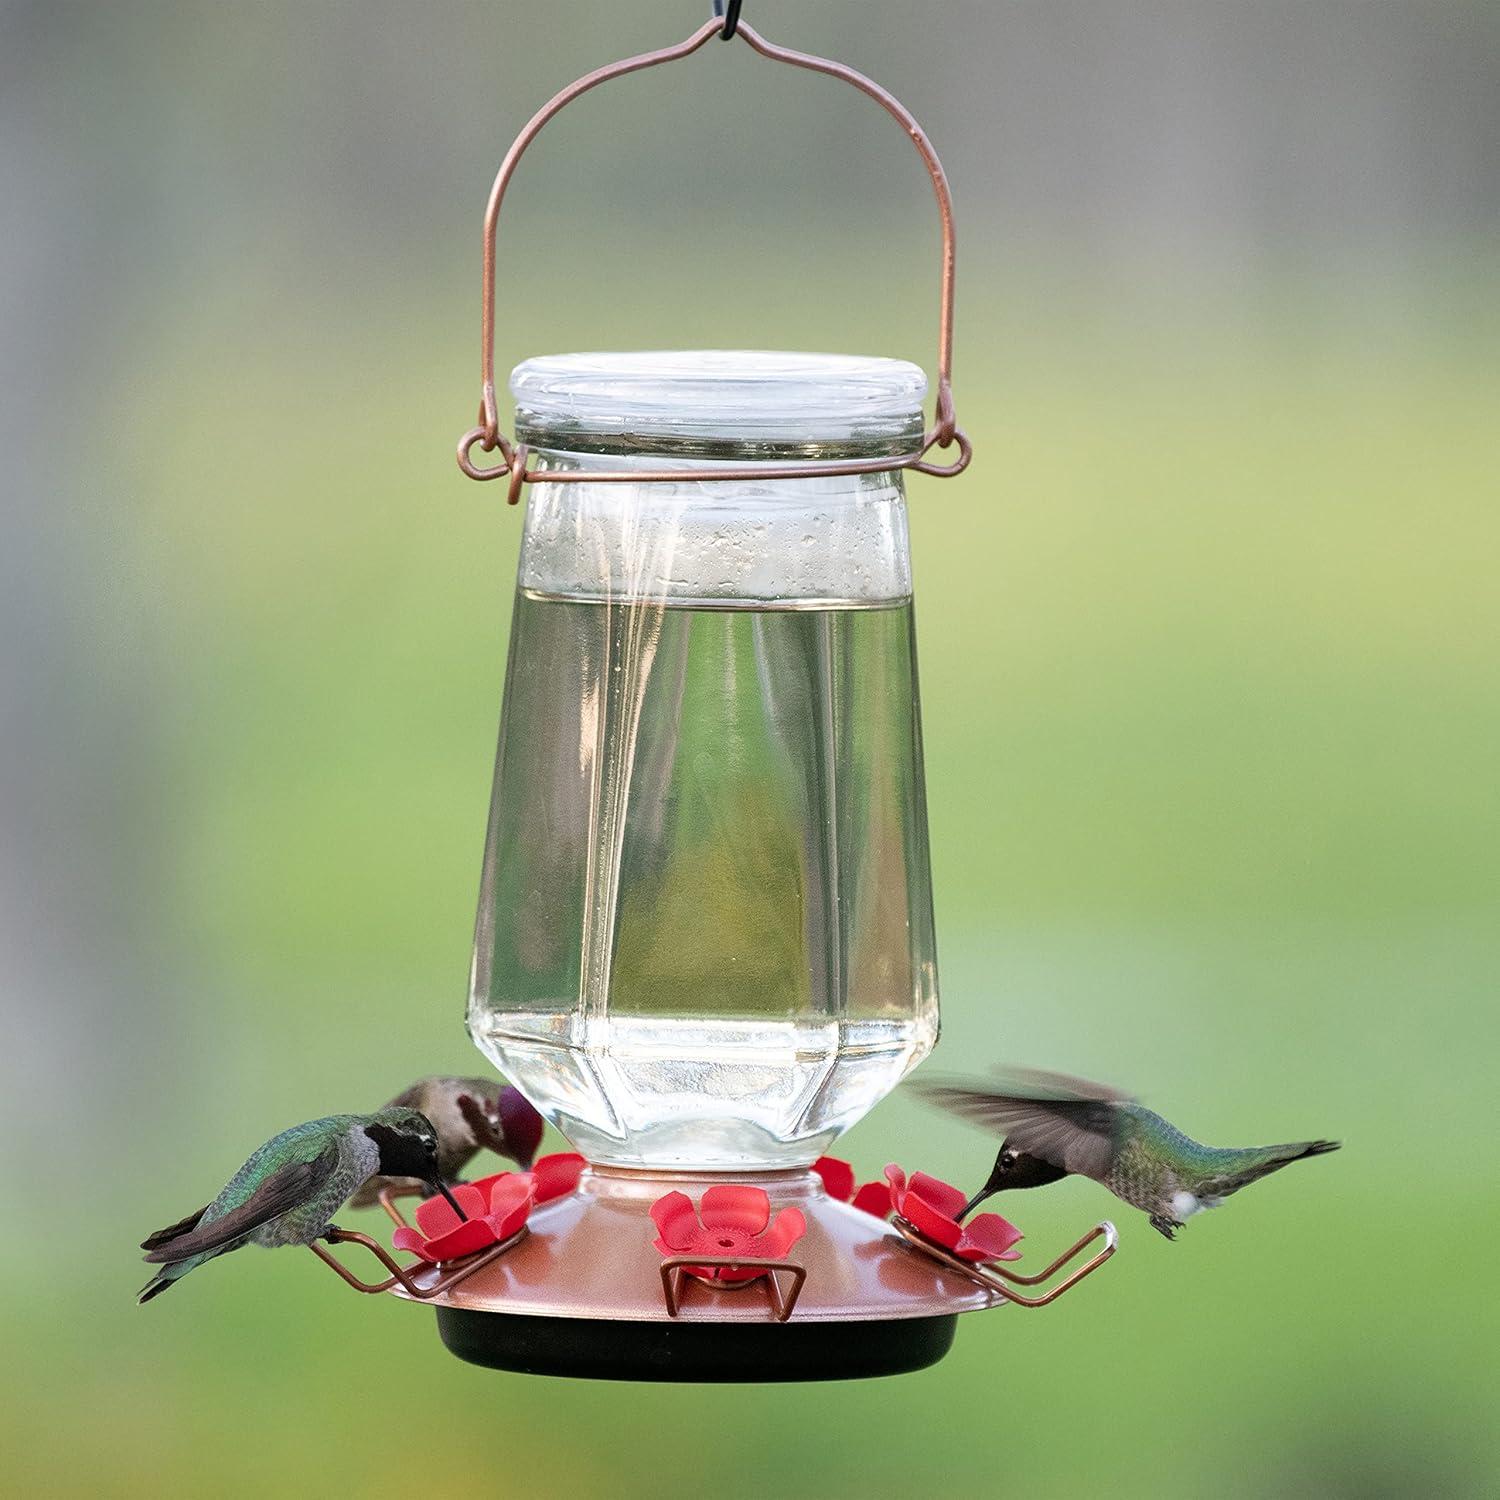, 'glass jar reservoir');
468,352,939,1169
